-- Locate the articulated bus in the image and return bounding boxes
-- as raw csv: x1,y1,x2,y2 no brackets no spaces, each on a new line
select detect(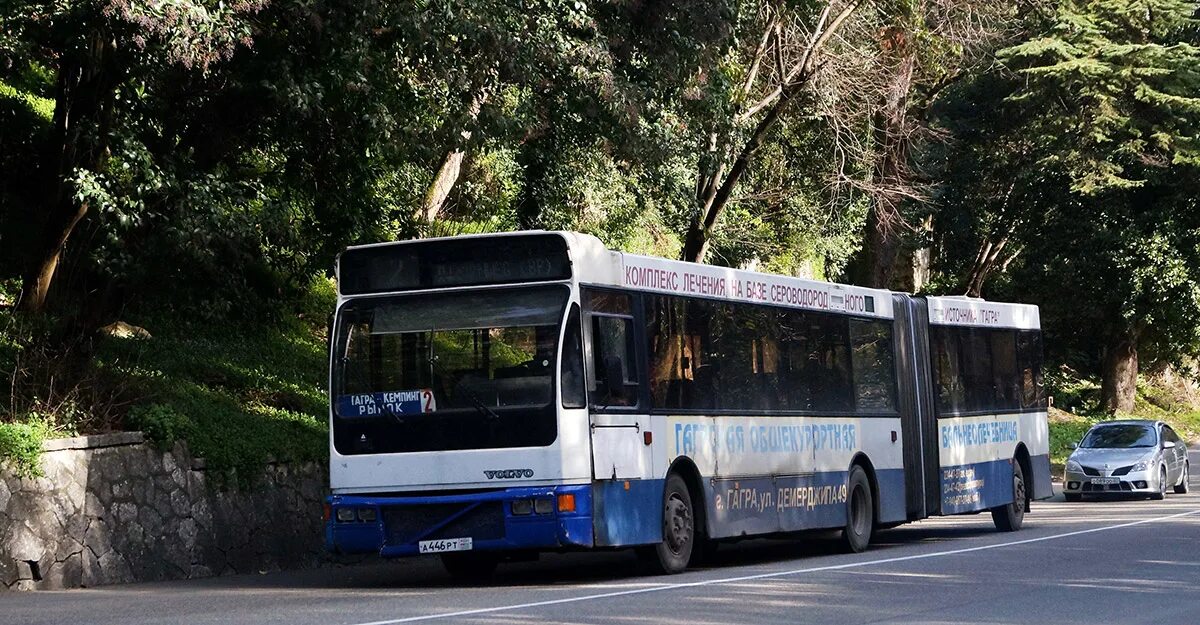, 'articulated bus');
324,231,1052,578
